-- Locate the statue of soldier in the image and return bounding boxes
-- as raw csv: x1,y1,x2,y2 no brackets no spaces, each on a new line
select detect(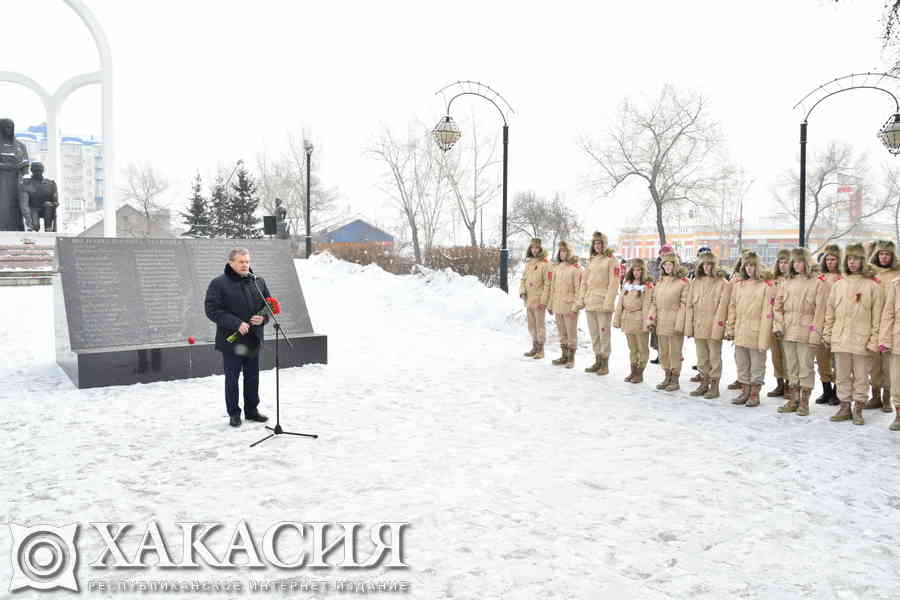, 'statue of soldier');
274,197,290,239
0,118,29,231
21,162,59,232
